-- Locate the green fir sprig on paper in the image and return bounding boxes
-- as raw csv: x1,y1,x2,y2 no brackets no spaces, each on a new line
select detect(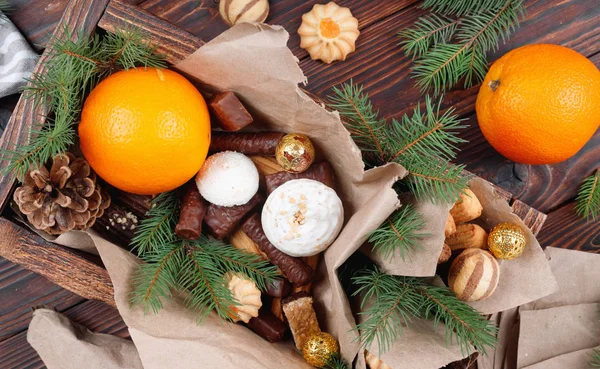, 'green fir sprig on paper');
575,170,600,221
352,267,497,356
591,348,600,368
1,27,165,181
399,0,525,95
129,191,279,322
321,354,351,369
